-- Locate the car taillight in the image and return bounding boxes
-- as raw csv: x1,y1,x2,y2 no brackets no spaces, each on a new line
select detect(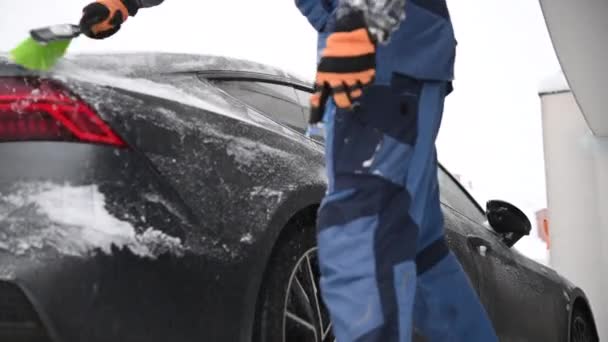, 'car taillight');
0,77,126,147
